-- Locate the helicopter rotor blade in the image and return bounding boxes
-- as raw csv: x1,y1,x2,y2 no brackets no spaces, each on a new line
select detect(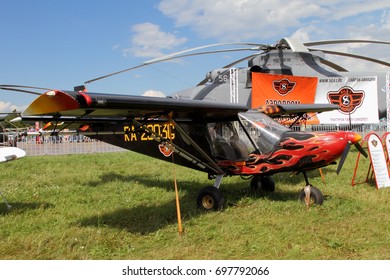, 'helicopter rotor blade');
85,42,268,84
307,48,390,68
143,42,267,64
304,39,390,47
0,85,53,95
318,58,348,72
